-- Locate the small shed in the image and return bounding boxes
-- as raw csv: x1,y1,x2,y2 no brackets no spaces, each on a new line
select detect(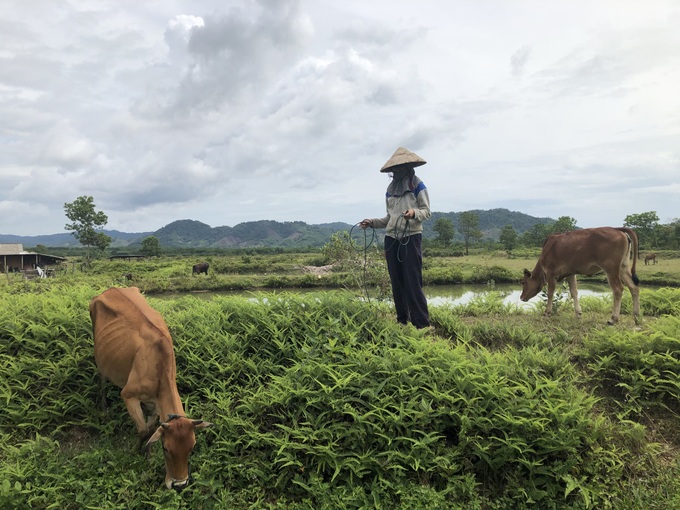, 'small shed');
0,244,66,273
